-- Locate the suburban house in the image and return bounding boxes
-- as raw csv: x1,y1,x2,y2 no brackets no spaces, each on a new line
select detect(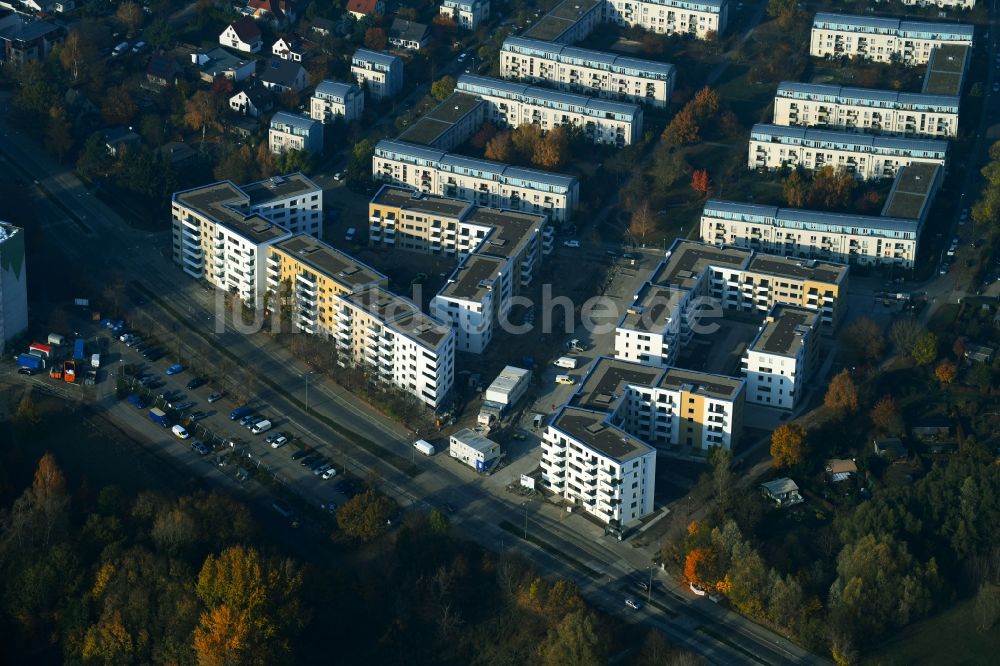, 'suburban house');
347,0,385,19
229,83,274,118
965,343,996,364
158,142,198,166
268,111,323,154
388,19,429,50
191,47,256,82
219,15,263,53
911,418,956,453
260,58,308,93
146,53,180,88
873,437,909,462
825,459,858,482
272,35,311,61
439,0,490,30
309,17,336,37
351,48,403,100
0,13,65,66
248,0,299,25
760,478,803,506
103,126,142,157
